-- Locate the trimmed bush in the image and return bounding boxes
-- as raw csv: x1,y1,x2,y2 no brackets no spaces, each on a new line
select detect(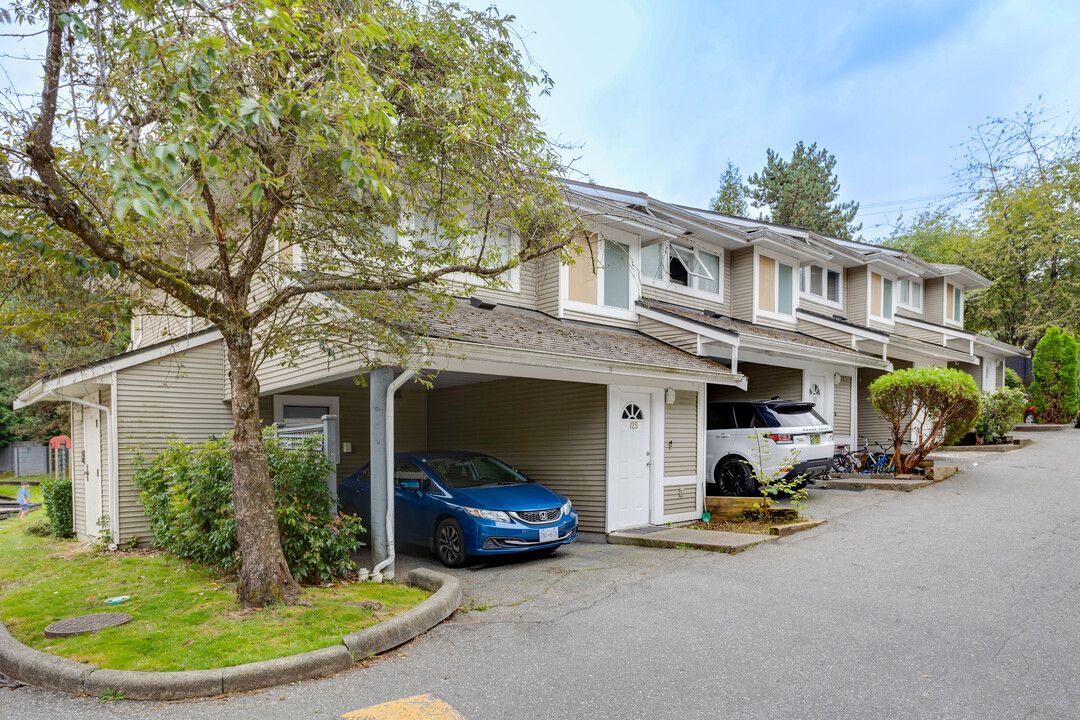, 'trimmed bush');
870,367,980,473
1030,326,1080,424
133,429,365,583
1004,367,1024,390
975,387,1029,444
40,475,74,539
